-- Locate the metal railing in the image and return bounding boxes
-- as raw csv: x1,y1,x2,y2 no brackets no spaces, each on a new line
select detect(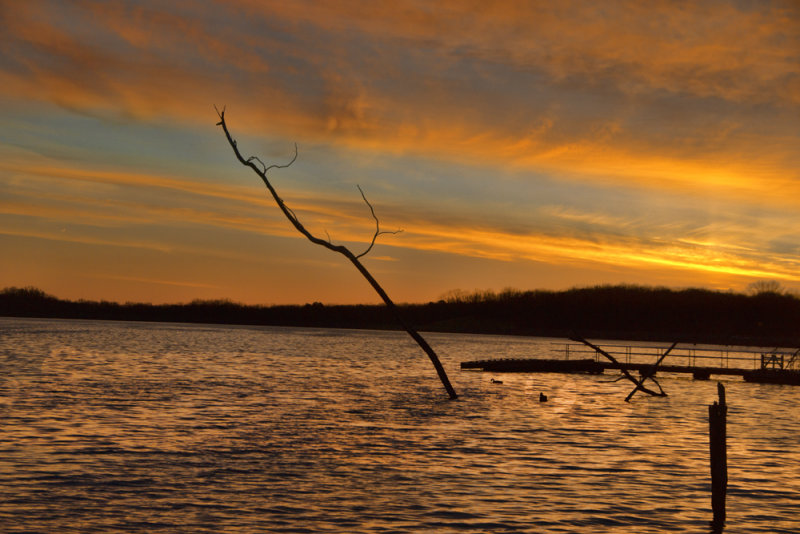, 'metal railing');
556,343,800,371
